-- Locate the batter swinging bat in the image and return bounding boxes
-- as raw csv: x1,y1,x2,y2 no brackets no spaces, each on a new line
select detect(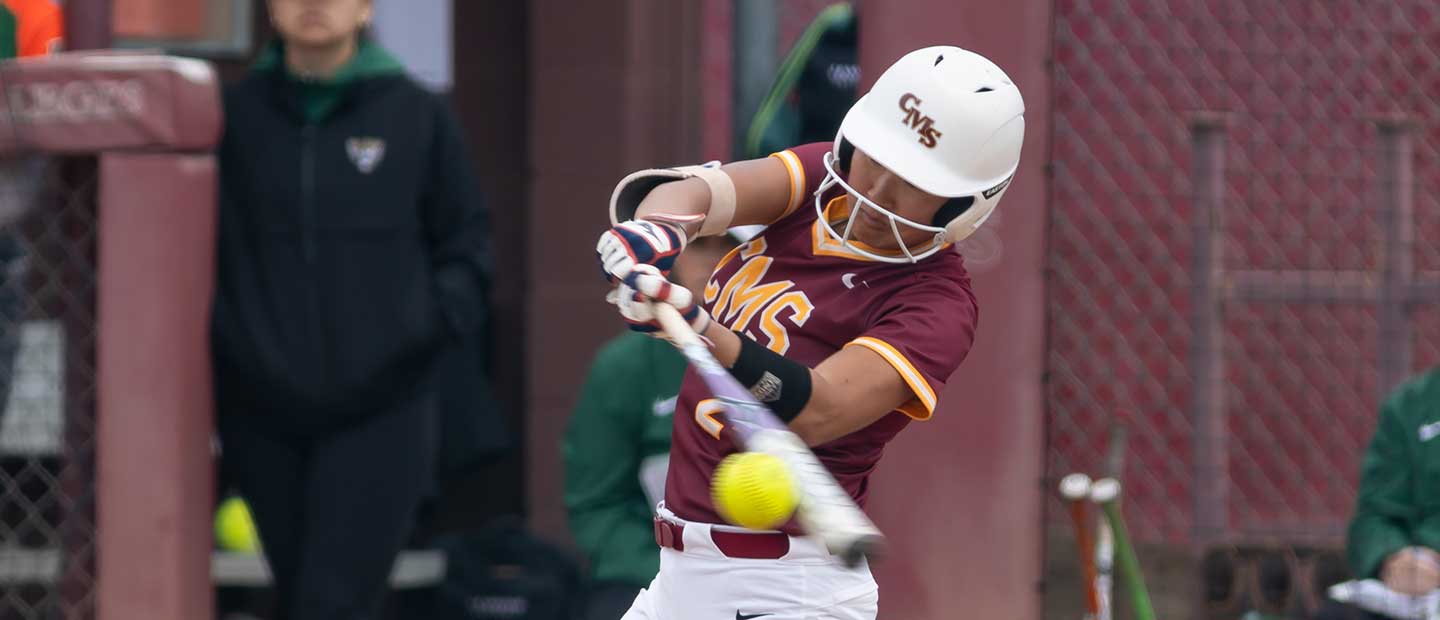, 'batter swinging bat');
1090,478,1154,620
1059,473,1099,620
651,303,885,568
